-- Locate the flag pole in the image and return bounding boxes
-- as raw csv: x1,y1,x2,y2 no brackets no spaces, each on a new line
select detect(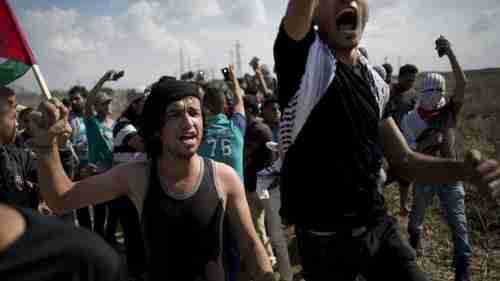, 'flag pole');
2,0,51,100
31,65,52,100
